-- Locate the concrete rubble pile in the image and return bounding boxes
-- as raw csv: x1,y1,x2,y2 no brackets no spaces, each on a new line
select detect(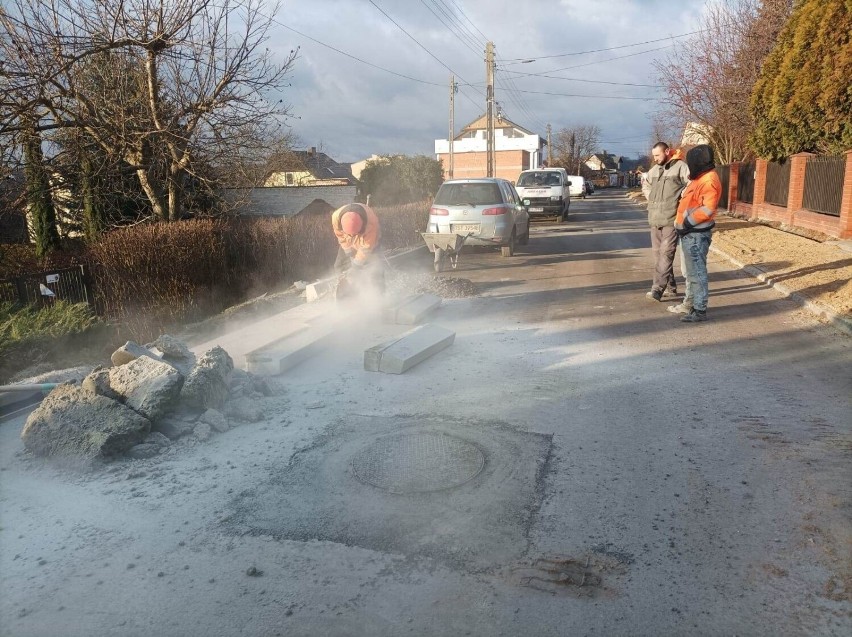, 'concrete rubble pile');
20,335,275,466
